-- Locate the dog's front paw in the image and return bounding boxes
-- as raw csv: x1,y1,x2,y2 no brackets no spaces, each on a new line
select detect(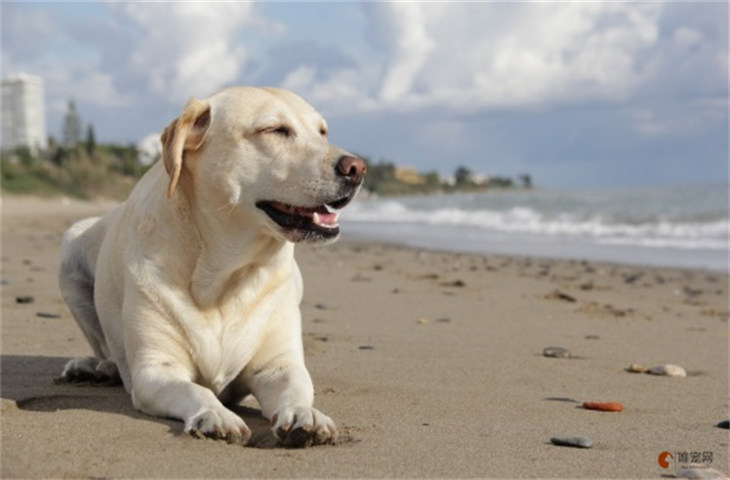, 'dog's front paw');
185,407,251,445
271,406,337,447
56,356,121,385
